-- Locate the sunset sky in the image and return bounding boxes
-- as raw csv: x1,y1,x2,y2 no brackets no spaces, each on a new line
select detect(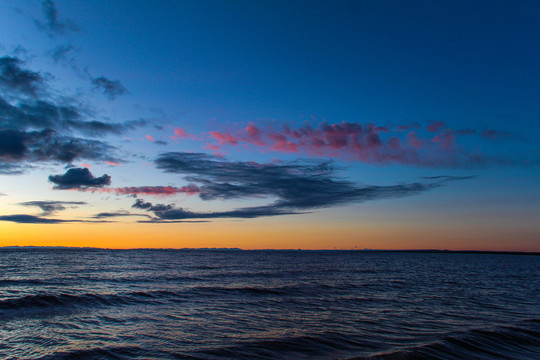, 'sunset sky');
0,0,538,250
